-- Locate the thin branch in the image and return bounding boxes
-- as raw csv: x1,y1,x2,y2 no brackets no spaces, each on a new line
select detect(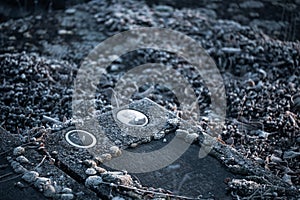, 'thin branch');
0,172,13,180
101,181,195,200
0,174,22,183
111,89,120,108
42,115,63,125
34,155,47,170
0,125,9,134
